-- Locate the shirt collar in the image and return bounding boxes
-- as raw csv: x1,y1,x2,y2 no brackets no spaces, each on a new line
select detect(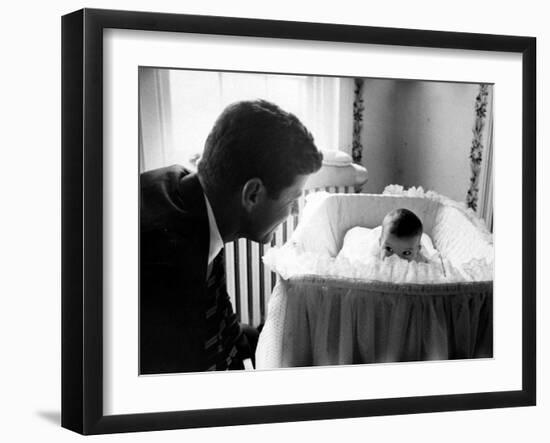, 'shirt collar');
203,191,224,265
